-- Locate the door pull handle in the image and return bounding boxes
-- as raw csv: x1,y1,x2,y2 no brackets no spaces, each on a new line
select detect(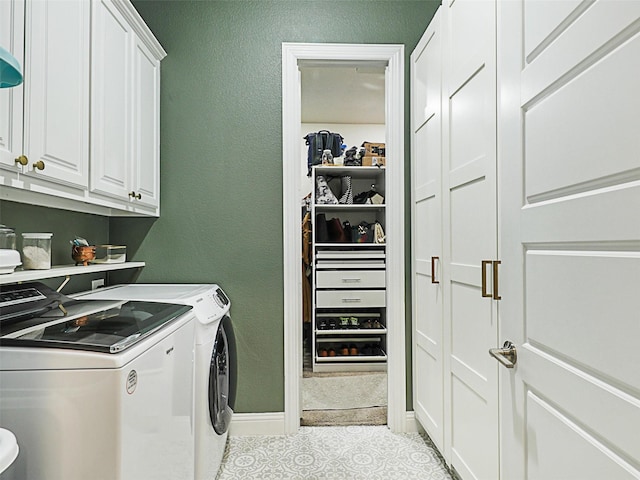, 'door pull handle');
492,260,501,300
482,260,501,300
431,256,439,284
481,260,492,297
489,341,517,368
